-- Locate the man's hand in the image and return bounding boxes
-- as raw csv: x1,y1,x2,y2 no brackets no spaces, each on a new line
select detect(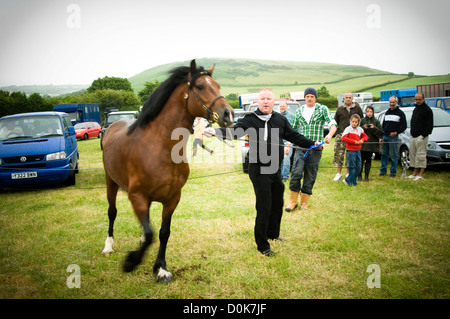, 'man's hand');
203,127,215,137
314,141,324,151
324,134,332,144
